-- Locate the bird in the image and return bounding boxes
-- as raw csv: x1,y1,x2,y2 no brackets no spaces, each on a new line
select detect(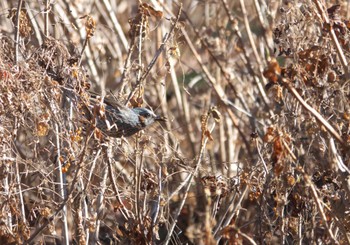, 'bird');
81,93,166,138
